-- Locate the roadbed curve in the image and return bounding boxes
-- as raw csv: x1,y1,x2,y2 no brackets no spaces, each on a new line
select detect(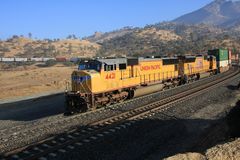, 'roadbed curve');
50,73,240,160
0,70,236,153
